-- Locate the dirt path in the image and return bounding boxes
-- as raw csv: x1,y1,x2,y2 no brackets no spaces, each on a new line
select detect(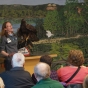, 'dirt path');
33,35,83,44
